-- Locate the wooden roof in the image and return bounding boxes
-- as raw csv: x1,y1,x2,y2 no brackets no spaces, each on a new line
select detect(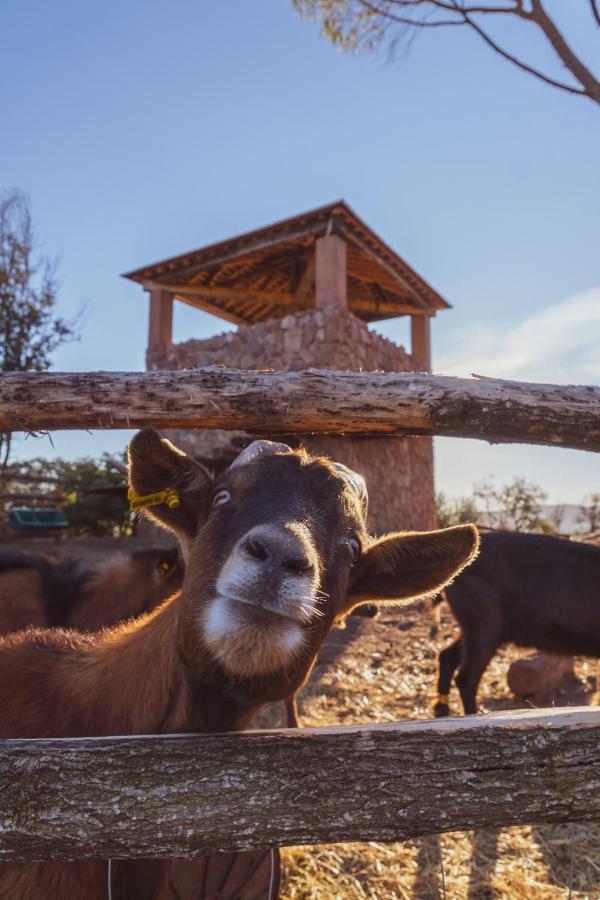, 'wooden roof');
123,201,450,325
